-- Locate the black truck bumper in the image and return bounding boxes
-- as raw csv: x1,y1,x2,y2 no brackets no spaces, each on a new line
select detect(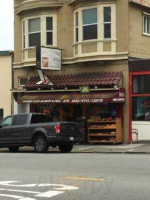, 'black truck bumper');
47,136,84,144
